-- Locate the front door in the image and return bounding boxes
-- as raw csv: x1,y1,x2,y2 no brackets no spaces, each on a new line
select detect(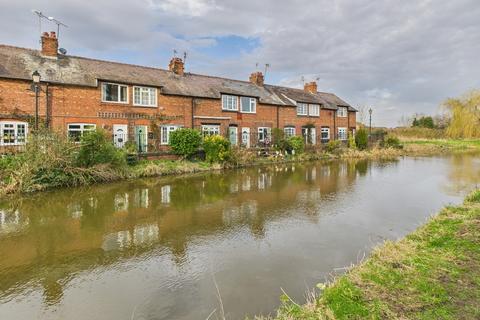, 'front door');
241,127,250,148
113,124,128,148
229,126,238,146
135,125,148,153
